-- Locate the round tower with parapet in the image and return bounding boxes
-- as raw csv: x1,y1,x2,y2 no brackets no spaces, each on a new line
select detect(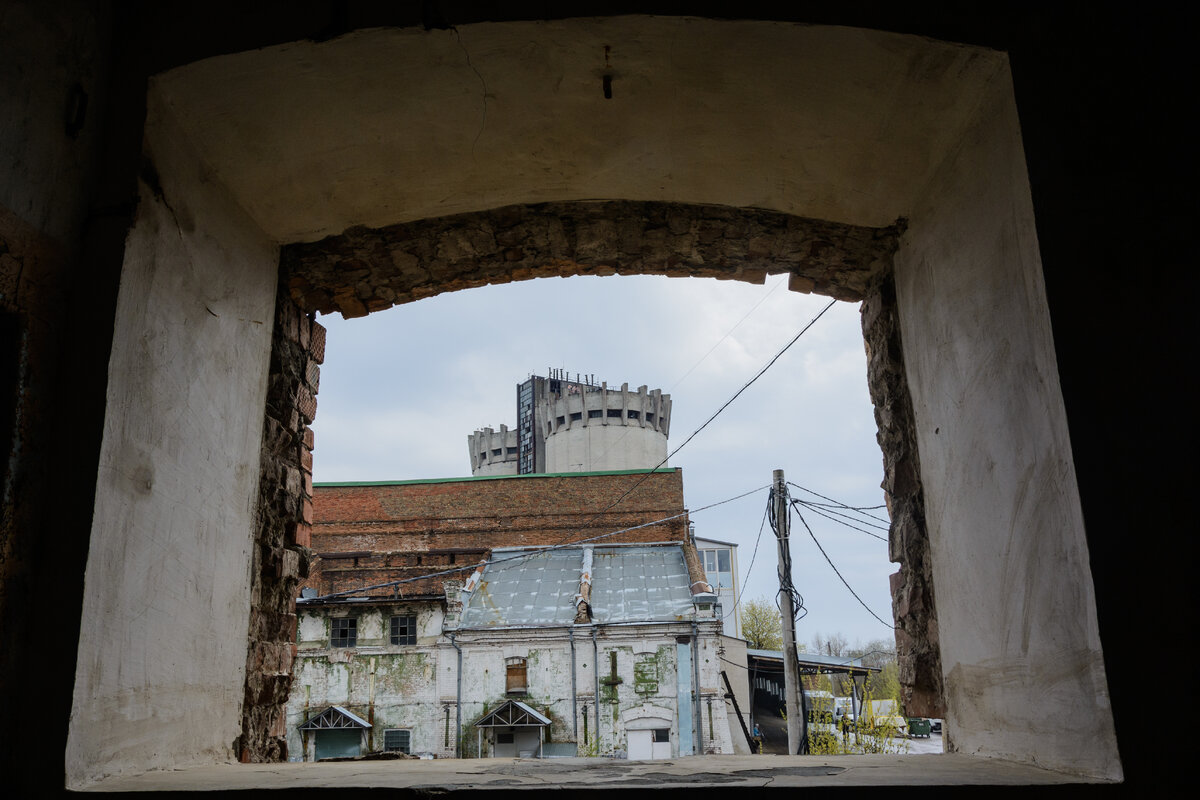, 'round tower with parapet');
467,424,519,476
466,372,672,476
538,379,671,473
